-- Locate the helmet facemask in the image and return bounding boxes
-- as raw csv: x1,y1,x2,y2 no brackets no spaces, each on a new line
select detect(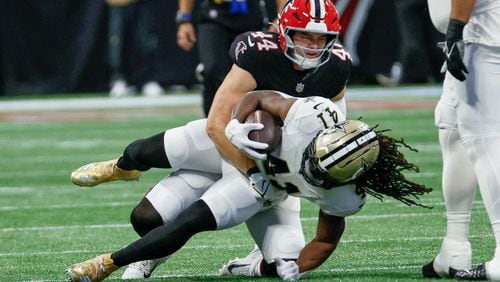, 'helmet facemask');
283,28,338,69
